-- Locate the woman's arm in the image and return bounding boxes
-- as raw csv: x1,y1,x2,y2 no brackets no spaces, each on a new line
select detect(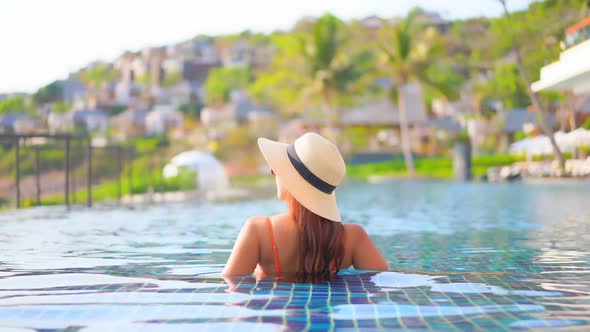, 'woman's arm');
349,224,389,271
221,217,261,277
